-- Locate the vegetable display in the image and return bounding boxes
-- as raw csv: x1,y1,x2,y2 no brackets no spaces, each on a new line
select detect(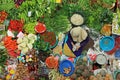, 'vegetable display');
0,0,119,80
